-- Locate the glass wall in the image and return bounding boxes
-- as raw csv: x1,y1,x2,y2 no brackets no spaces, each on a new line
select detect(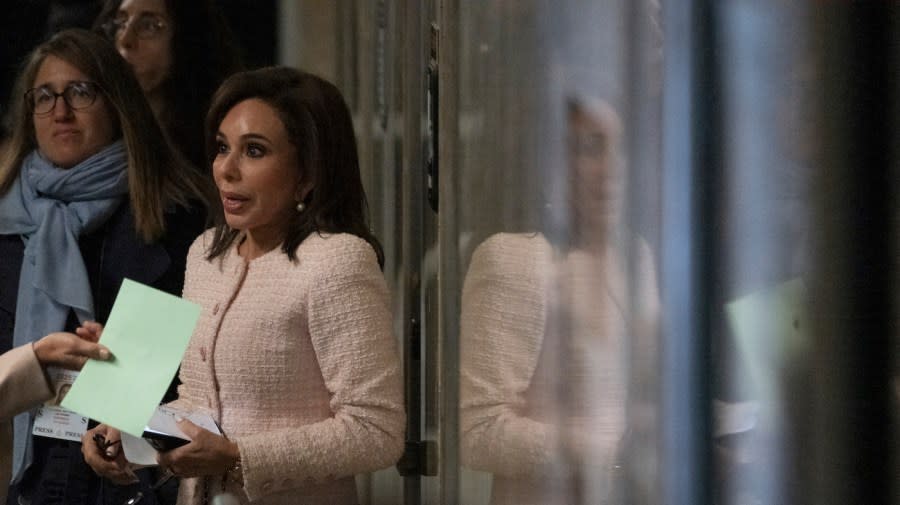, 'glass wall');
448,2,663,504
279,1,898,504
712,2,816,504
